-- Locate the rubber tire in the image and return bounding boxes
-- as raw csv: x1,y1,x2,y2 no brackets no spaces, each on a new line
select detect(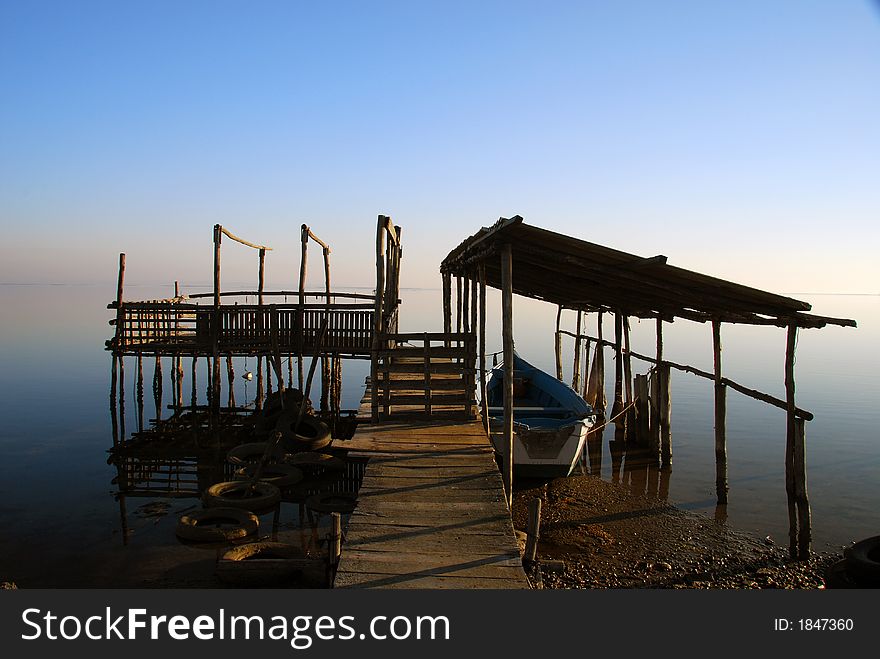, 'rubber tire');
824,559,858,589
843,535,880,583
305,492,357,514
175,507,259,543
275,412,332,452
287,452,346,471
203,481,281,512
233,464,304,489
227,441,286,466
